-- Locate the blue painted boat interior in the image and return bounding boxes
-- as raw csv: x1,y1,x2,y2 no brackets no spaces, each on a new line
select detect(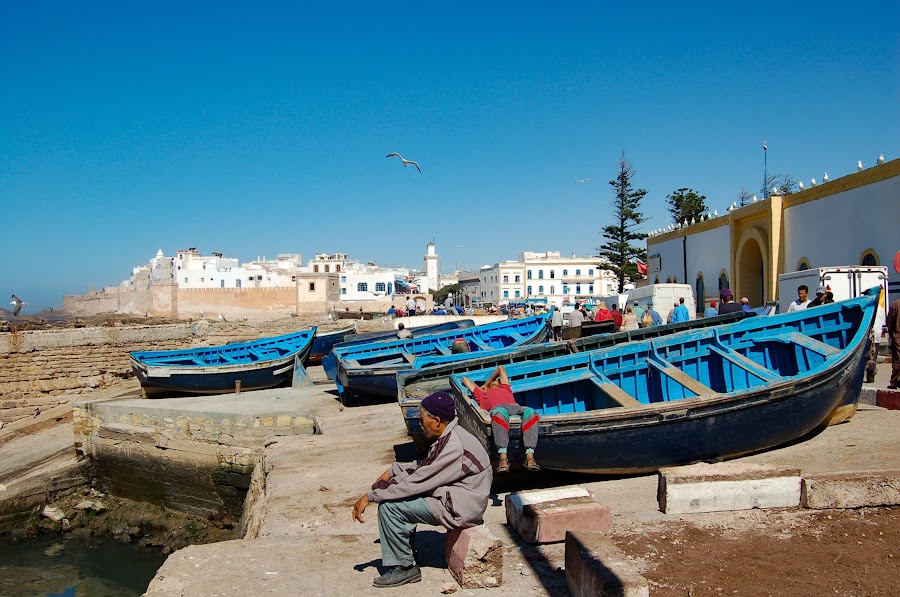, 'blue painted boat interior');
453,293,871,418
132,327,317,367
335,313,550,368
